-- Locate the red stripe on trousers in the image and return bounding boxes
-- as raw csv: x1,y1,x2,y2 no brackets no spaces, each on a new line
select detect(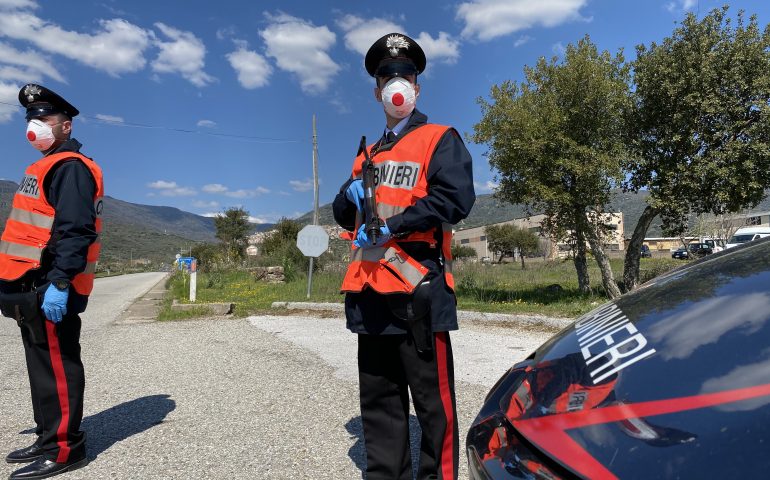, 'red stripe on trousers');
46,321,71,463
435,332,455,480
